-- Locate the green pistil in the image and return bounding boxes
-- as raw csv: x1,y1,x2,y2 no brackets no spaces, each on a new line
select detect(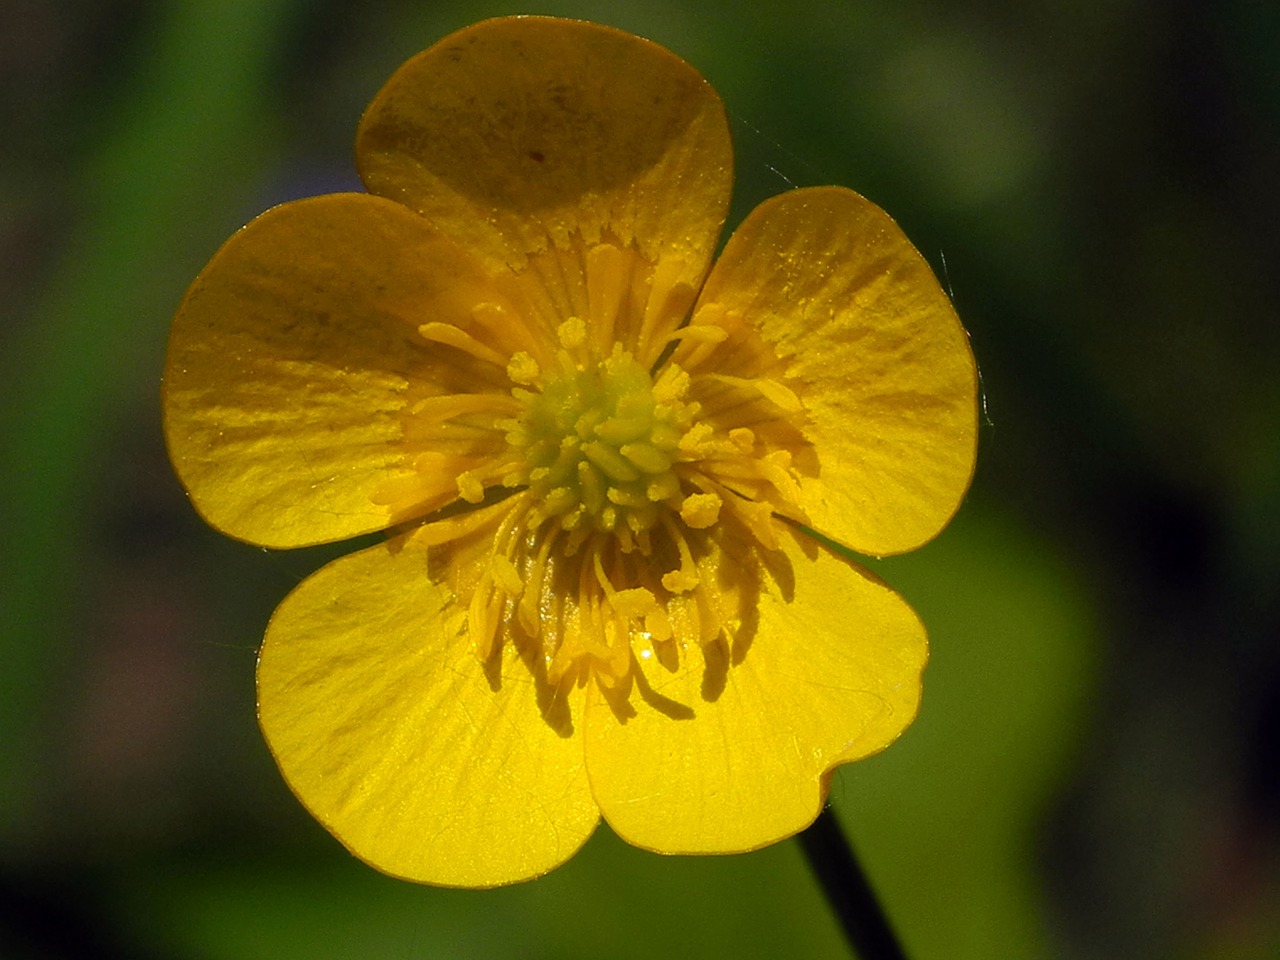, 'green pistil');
515,348,692,537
